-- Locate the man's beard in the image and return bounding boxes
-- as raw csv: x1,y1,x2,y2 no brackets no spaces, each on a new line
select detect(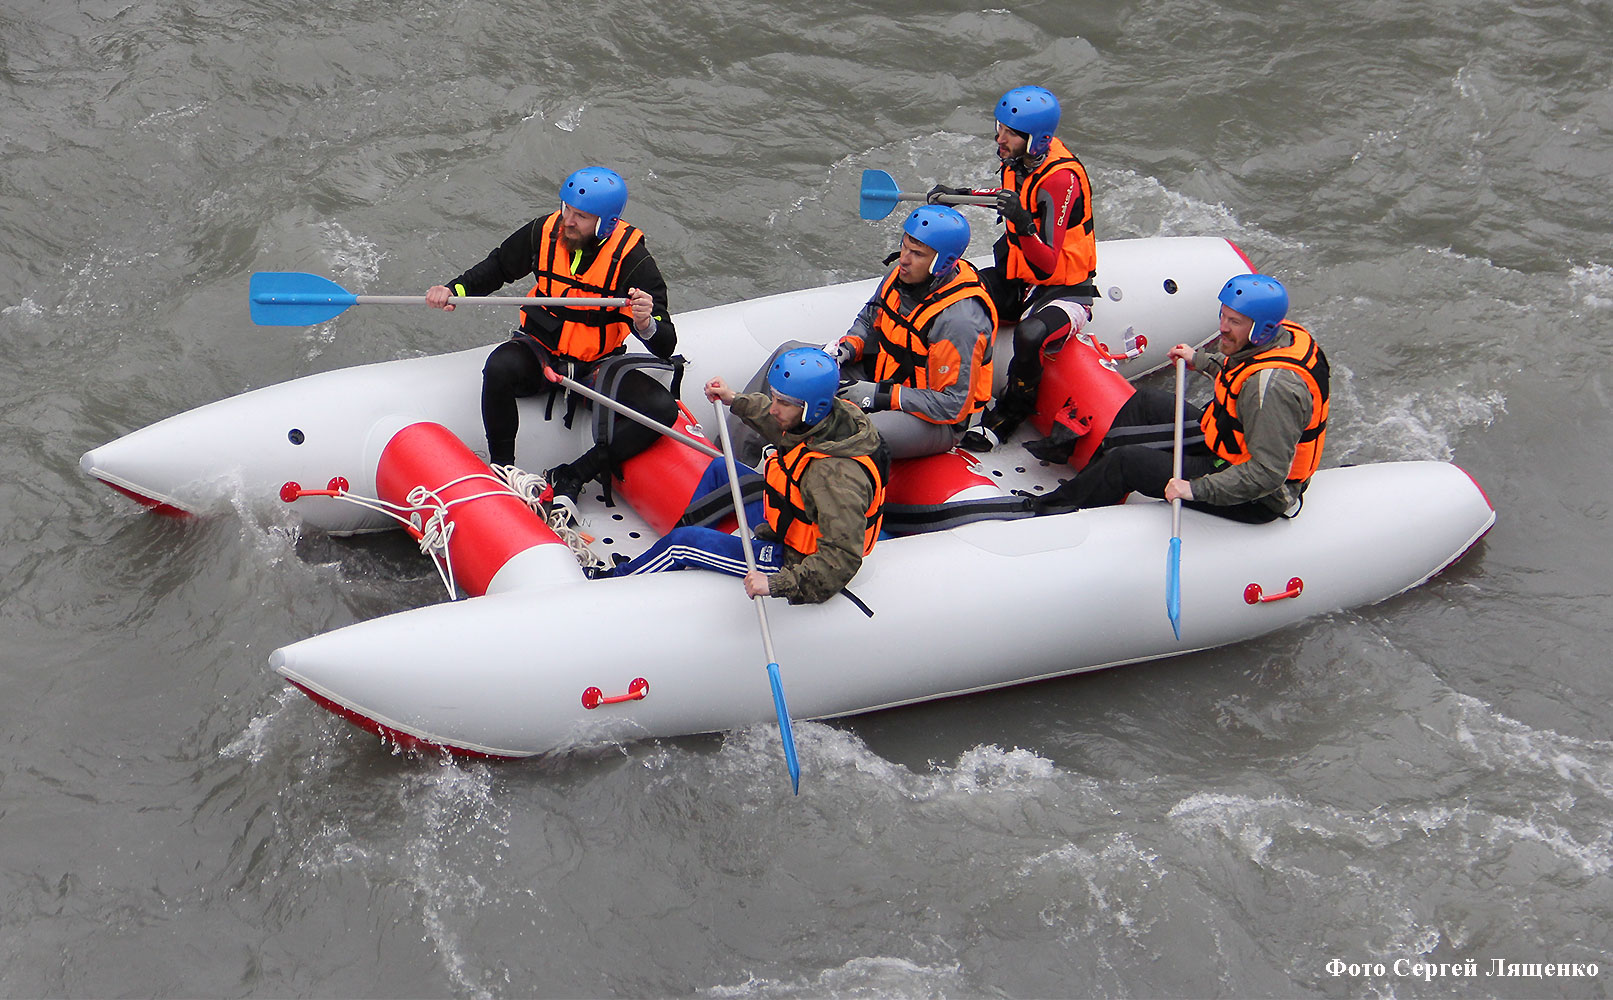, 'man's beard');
558,227,598,254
